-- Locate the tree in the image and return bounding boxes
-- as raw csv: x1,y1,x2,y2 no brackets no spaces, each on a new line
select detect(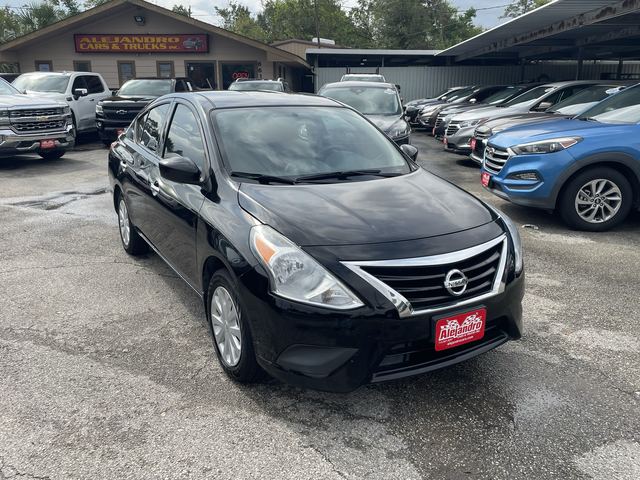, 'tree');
502,0,550,19
215,2,268,42
351,0,482,49
172,5,191,17
83,0,110,8
0,0,82,43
